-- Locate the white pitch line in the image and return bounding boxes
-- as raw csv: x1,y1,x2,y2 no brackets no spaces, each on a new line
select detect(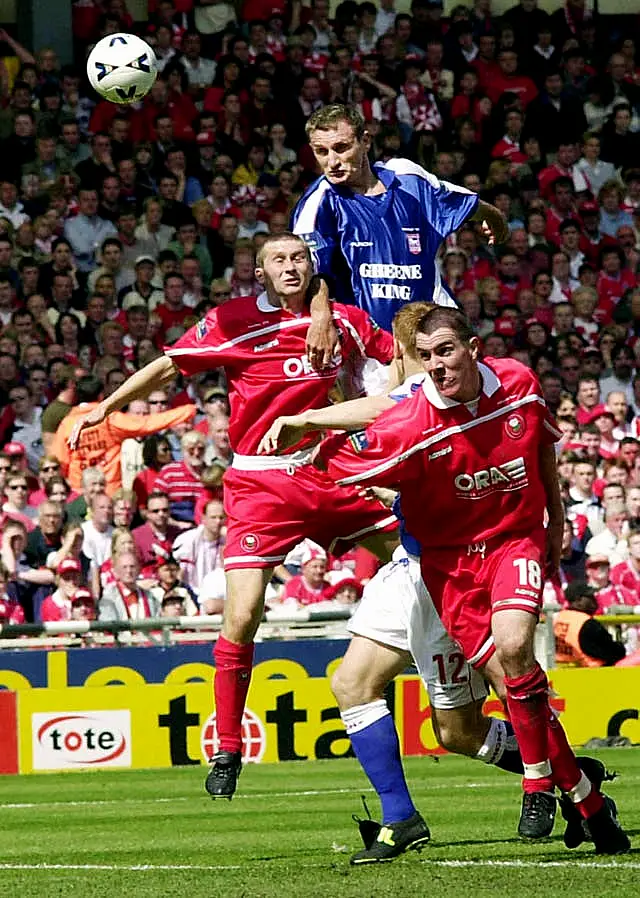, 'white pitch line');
0,859,638,873
0,782,499,811
420,860,640,870
0,771,632,812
